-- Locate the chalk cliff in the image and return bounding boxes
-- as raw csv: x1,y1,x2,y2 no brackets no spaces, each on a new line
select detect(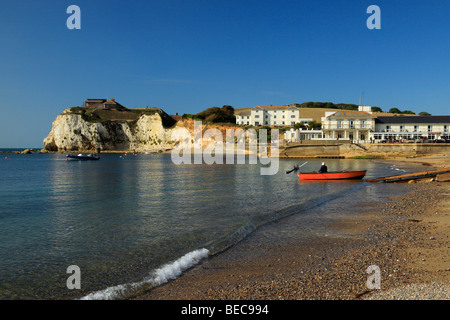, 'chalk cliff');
43,108,192,152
